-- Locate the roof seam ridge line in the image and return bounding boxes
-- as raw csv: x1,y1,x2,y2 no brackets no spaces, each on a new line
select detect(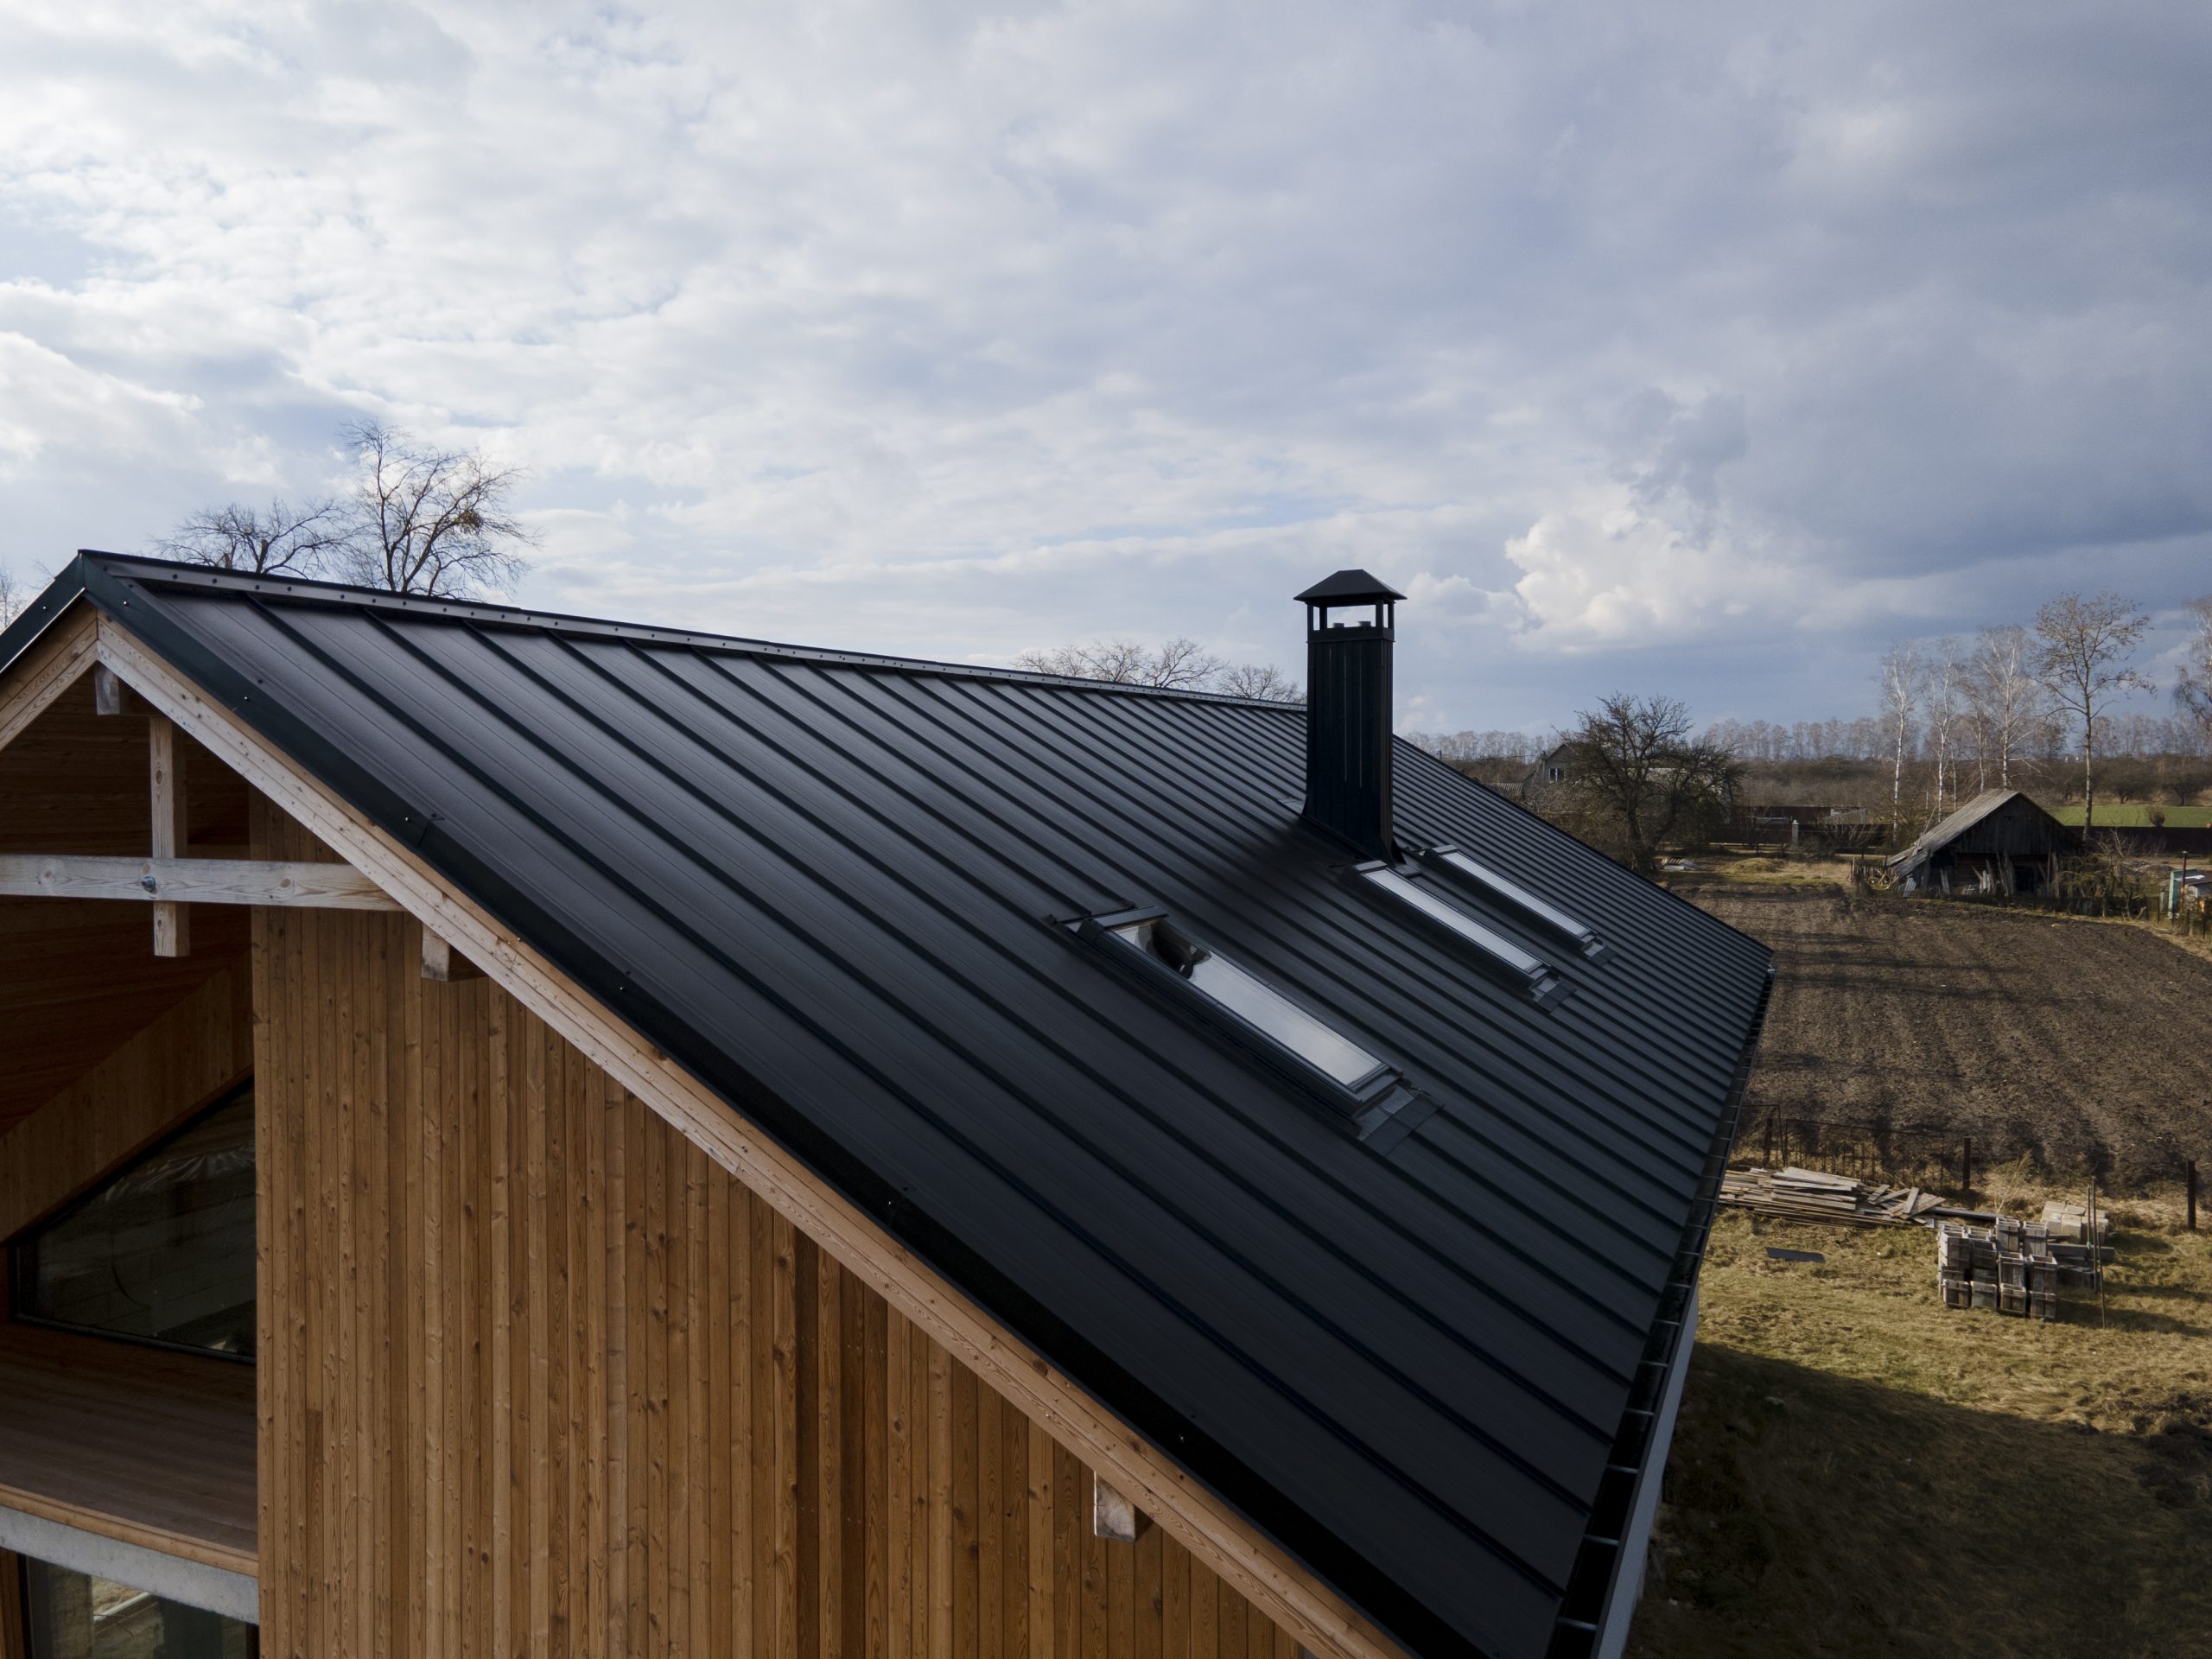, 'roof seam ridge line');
647,645,1660,1350
467,621,1630,1452
722,658,1671,1329
358,607,1616,1510
957,677,1724,1178
100,553,1300,709
918,675,1709,1174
